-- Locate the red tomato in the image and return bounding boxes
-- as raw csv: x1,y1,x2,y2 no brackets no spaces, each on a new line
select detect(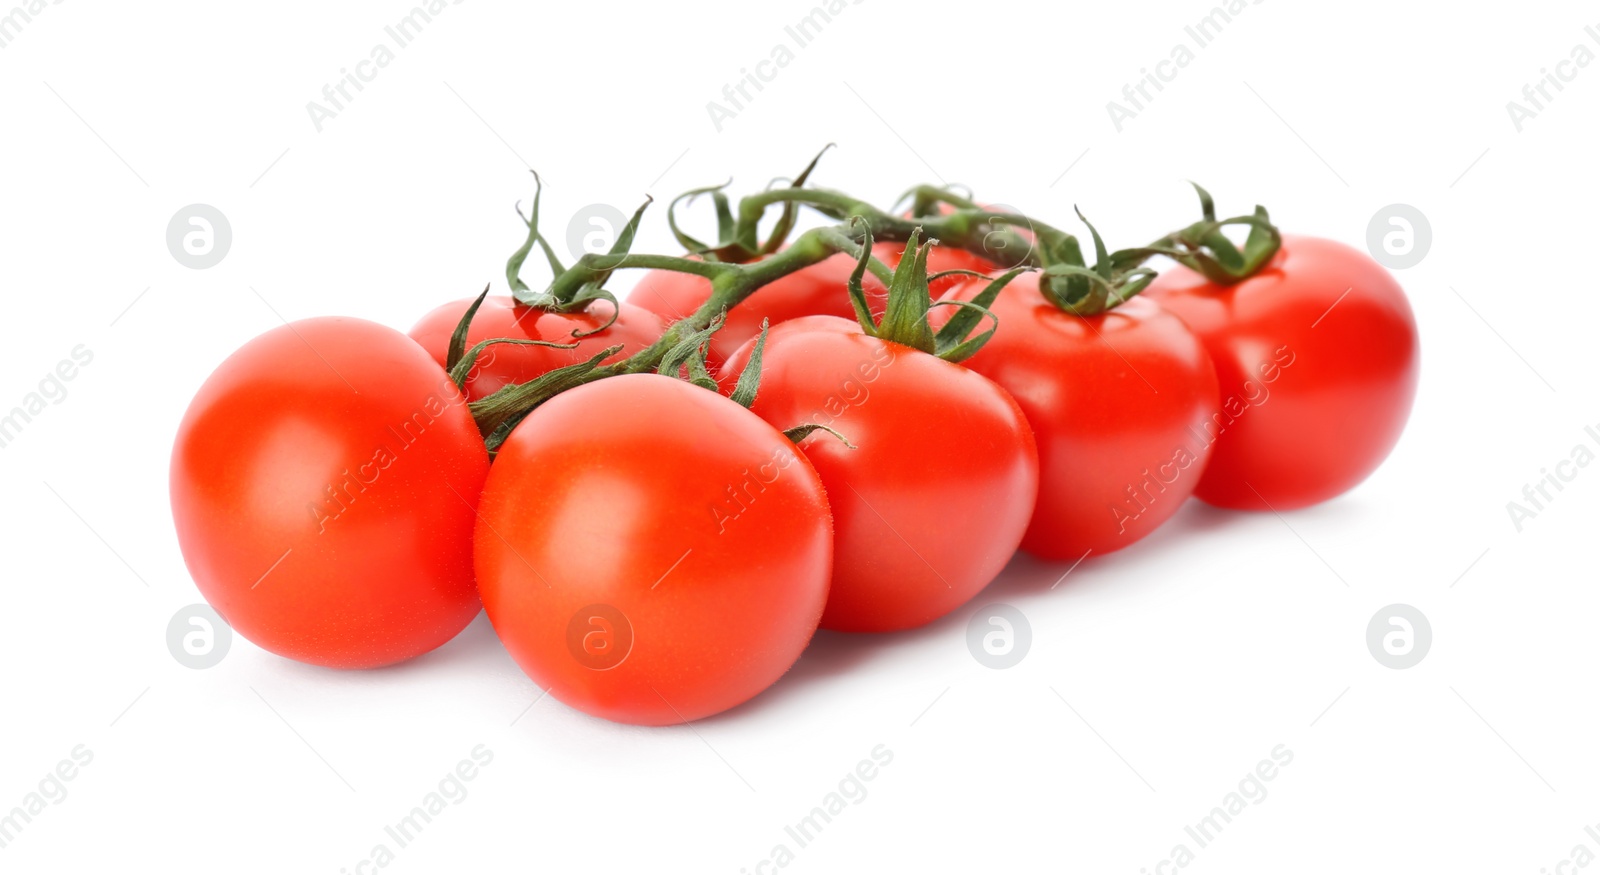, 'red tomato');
1146,235,1419,510
408,296,665,402
939,275,1220,559
170,318,488,669
721,316,1038,633
873,240,997,298
628,253,886,369
475,374,831,725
